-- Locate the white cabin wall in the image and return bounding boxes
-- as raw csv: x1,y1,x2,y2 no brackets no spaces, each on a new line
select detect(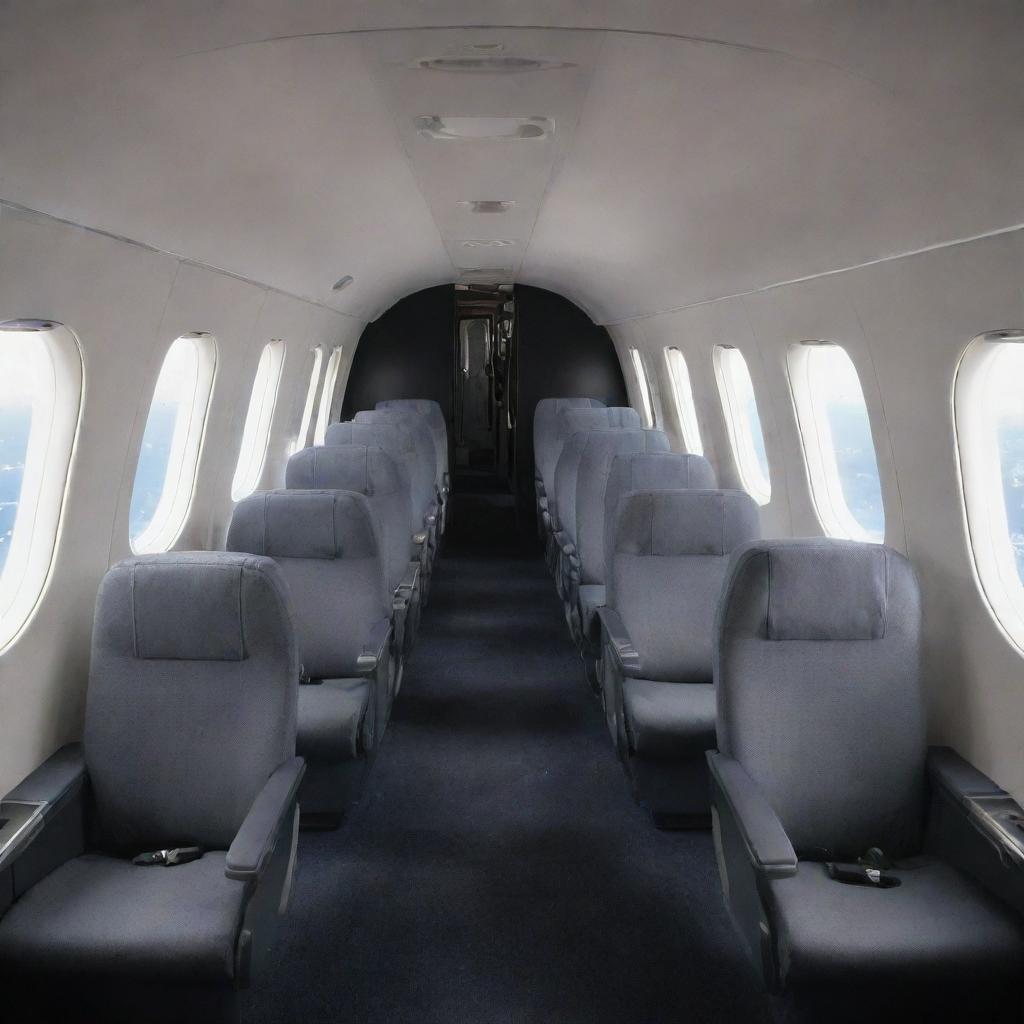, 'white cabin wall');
610,228,1024,801
0,206,364,795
